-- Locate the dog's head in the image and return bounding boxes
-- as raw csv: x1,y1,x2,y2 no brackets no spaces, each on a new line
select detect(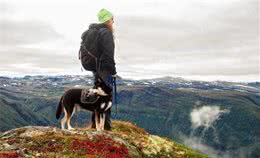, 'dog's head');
94,76,112,95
